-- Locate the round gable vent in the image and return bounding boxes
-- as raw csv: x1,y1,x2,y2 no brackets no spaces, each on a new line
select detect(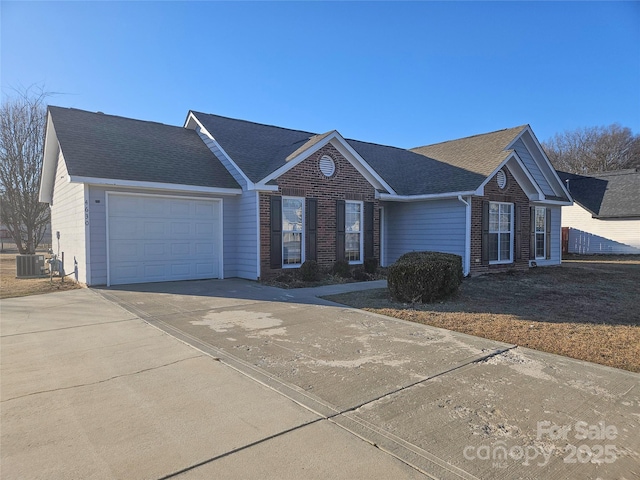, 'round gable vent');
319,155,336,177
496,169,507,189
